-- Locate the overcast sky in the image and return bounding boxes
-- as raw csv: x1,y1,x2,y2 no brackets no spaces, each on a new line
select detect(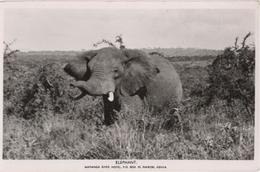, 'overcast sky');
4,9,255,51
